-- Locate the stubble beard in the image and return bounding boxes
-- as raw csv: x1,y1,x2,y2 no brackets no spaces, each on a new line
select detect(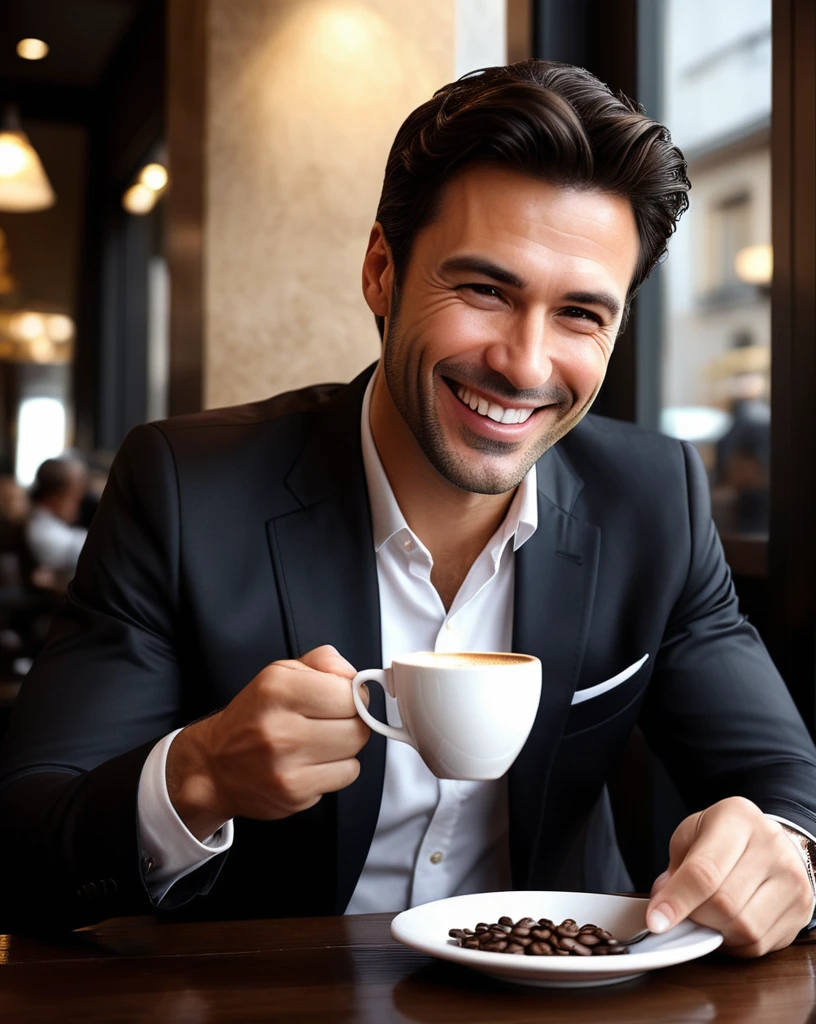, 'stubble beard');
382,305,573,496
